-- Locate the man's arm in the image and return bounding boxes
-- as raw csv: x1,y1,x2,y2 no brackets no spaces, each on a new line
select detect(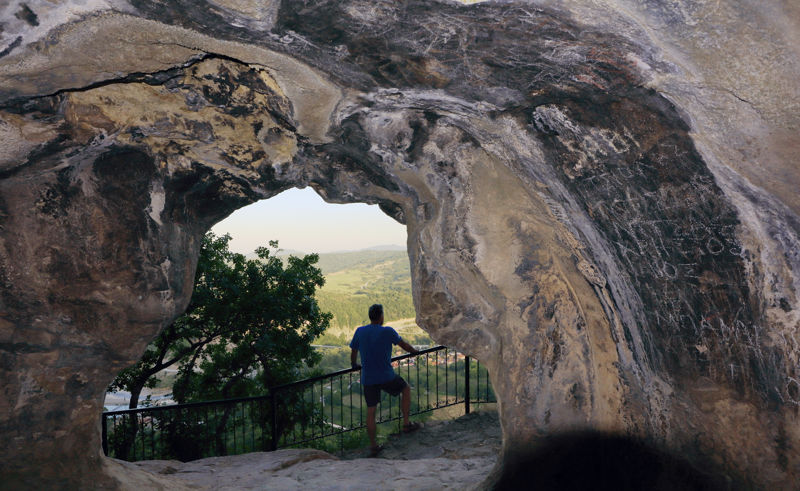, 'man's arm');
351,347,361,369
398,340,419,355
